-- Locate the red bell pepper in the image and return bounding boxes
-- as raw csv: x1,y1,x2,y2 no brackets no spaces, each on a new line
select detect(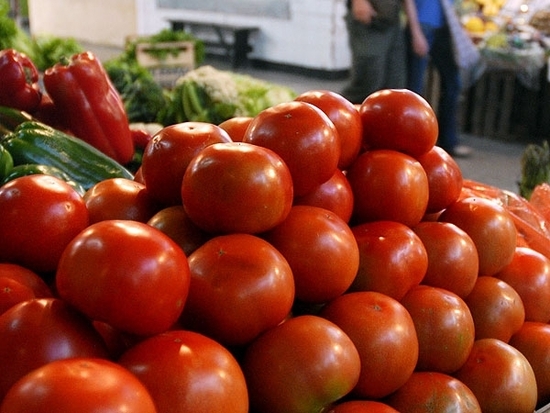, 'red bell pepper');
43,51,134,164
0,49,42,112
